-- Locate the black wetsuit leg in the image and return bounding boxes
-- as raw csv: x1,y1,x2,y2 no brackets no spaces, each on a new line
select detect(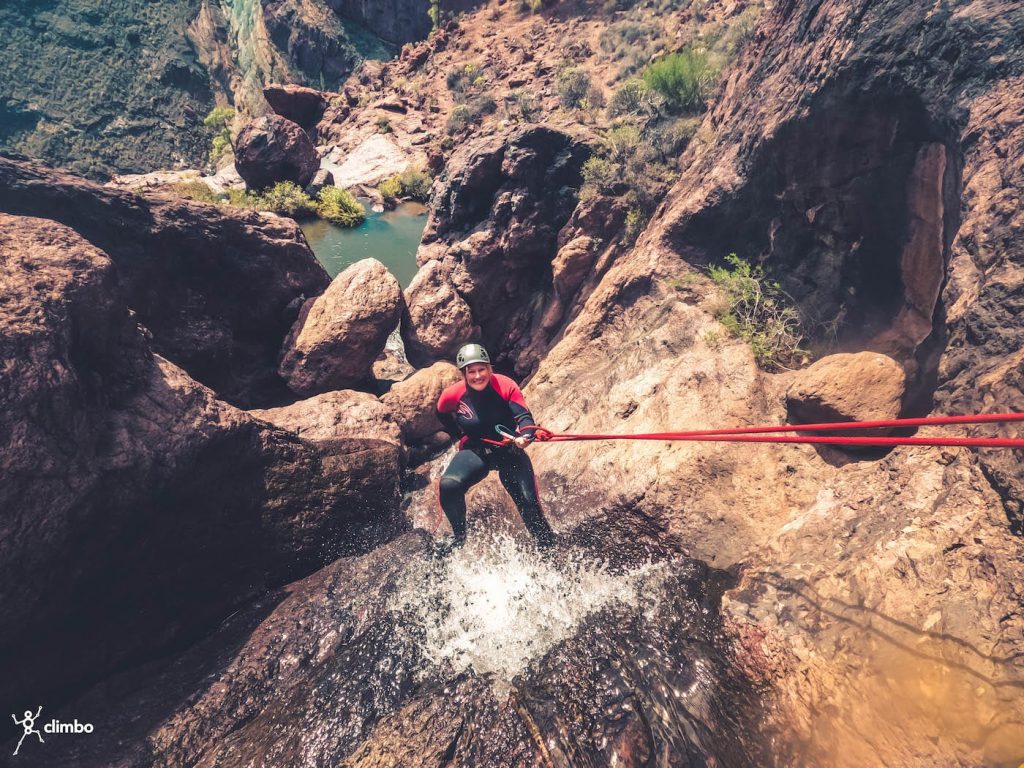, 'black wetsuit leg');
494,447,556,548
438,446,489,544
